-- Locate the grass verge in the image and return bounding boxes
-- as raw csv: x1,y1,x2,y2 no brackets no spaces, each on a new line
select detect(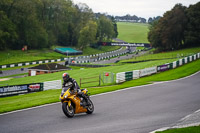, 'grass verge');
120,47,200,63
155,126,200,133
0,59,199,114
0,58,181,87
